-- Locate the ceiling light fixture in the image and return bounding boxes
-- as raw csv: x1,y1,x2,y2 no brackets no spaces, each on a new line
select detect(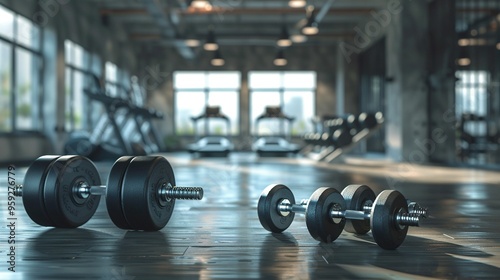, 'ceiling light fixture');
276,26,292,47
457,57,471,66
290,33,307,43
176,31,201,48
457,47,471,66
302,8,319,35
211,50,225,66
288,0,306,8
184,38,200,47
204,30,219,51
458,38,488,47
191,0,212,9
273,50,287,66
